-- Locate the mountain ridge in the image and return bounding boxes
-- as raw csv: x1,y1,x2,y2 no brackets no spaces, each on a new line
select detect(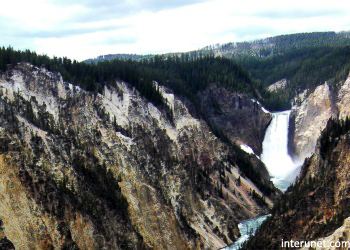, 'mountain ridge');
83,31,350,63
